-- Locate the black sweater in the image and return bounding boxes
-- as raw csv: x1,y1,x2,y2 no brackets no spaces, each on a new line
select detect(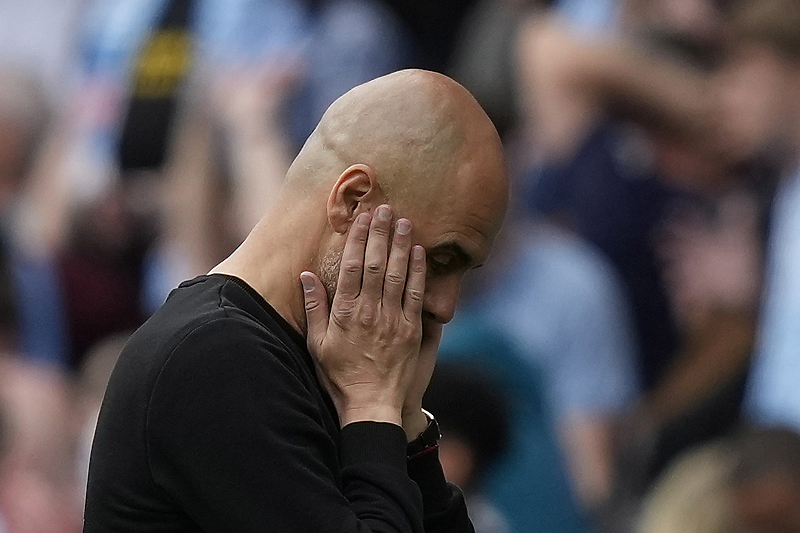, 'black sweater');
84,274,473,533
